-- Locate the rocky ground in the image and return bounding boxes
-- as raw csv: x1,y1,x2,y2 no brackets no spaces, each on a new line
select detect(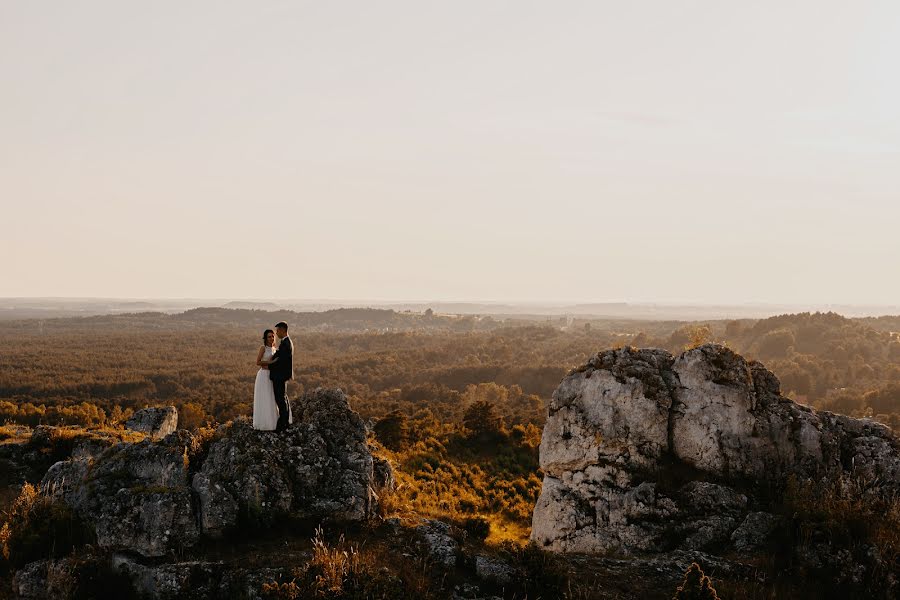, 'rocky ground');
2,347,898,598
